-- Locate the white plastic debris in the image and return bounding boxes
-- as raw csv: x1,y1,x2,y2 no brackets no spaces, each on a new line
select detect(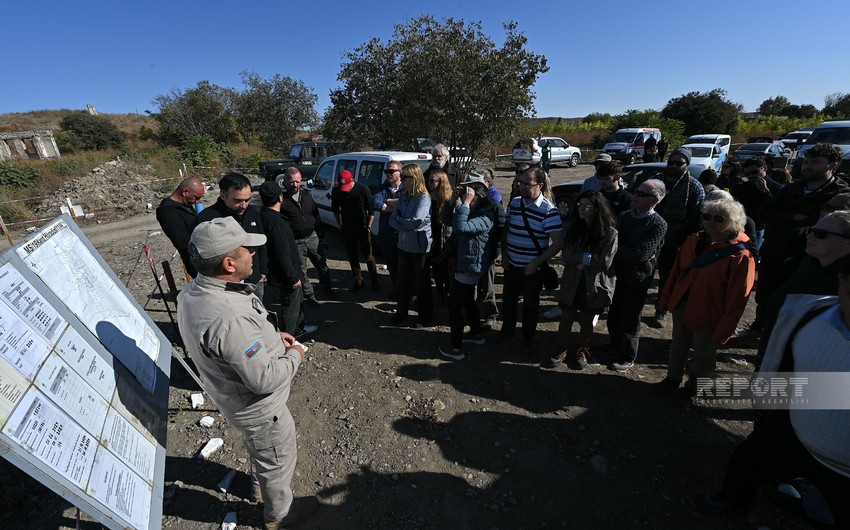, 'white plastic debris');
199,438,223,459
146,203,153,209
191,393,205,409
221,511,237,530
198,416,215,428
217,469,237,493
